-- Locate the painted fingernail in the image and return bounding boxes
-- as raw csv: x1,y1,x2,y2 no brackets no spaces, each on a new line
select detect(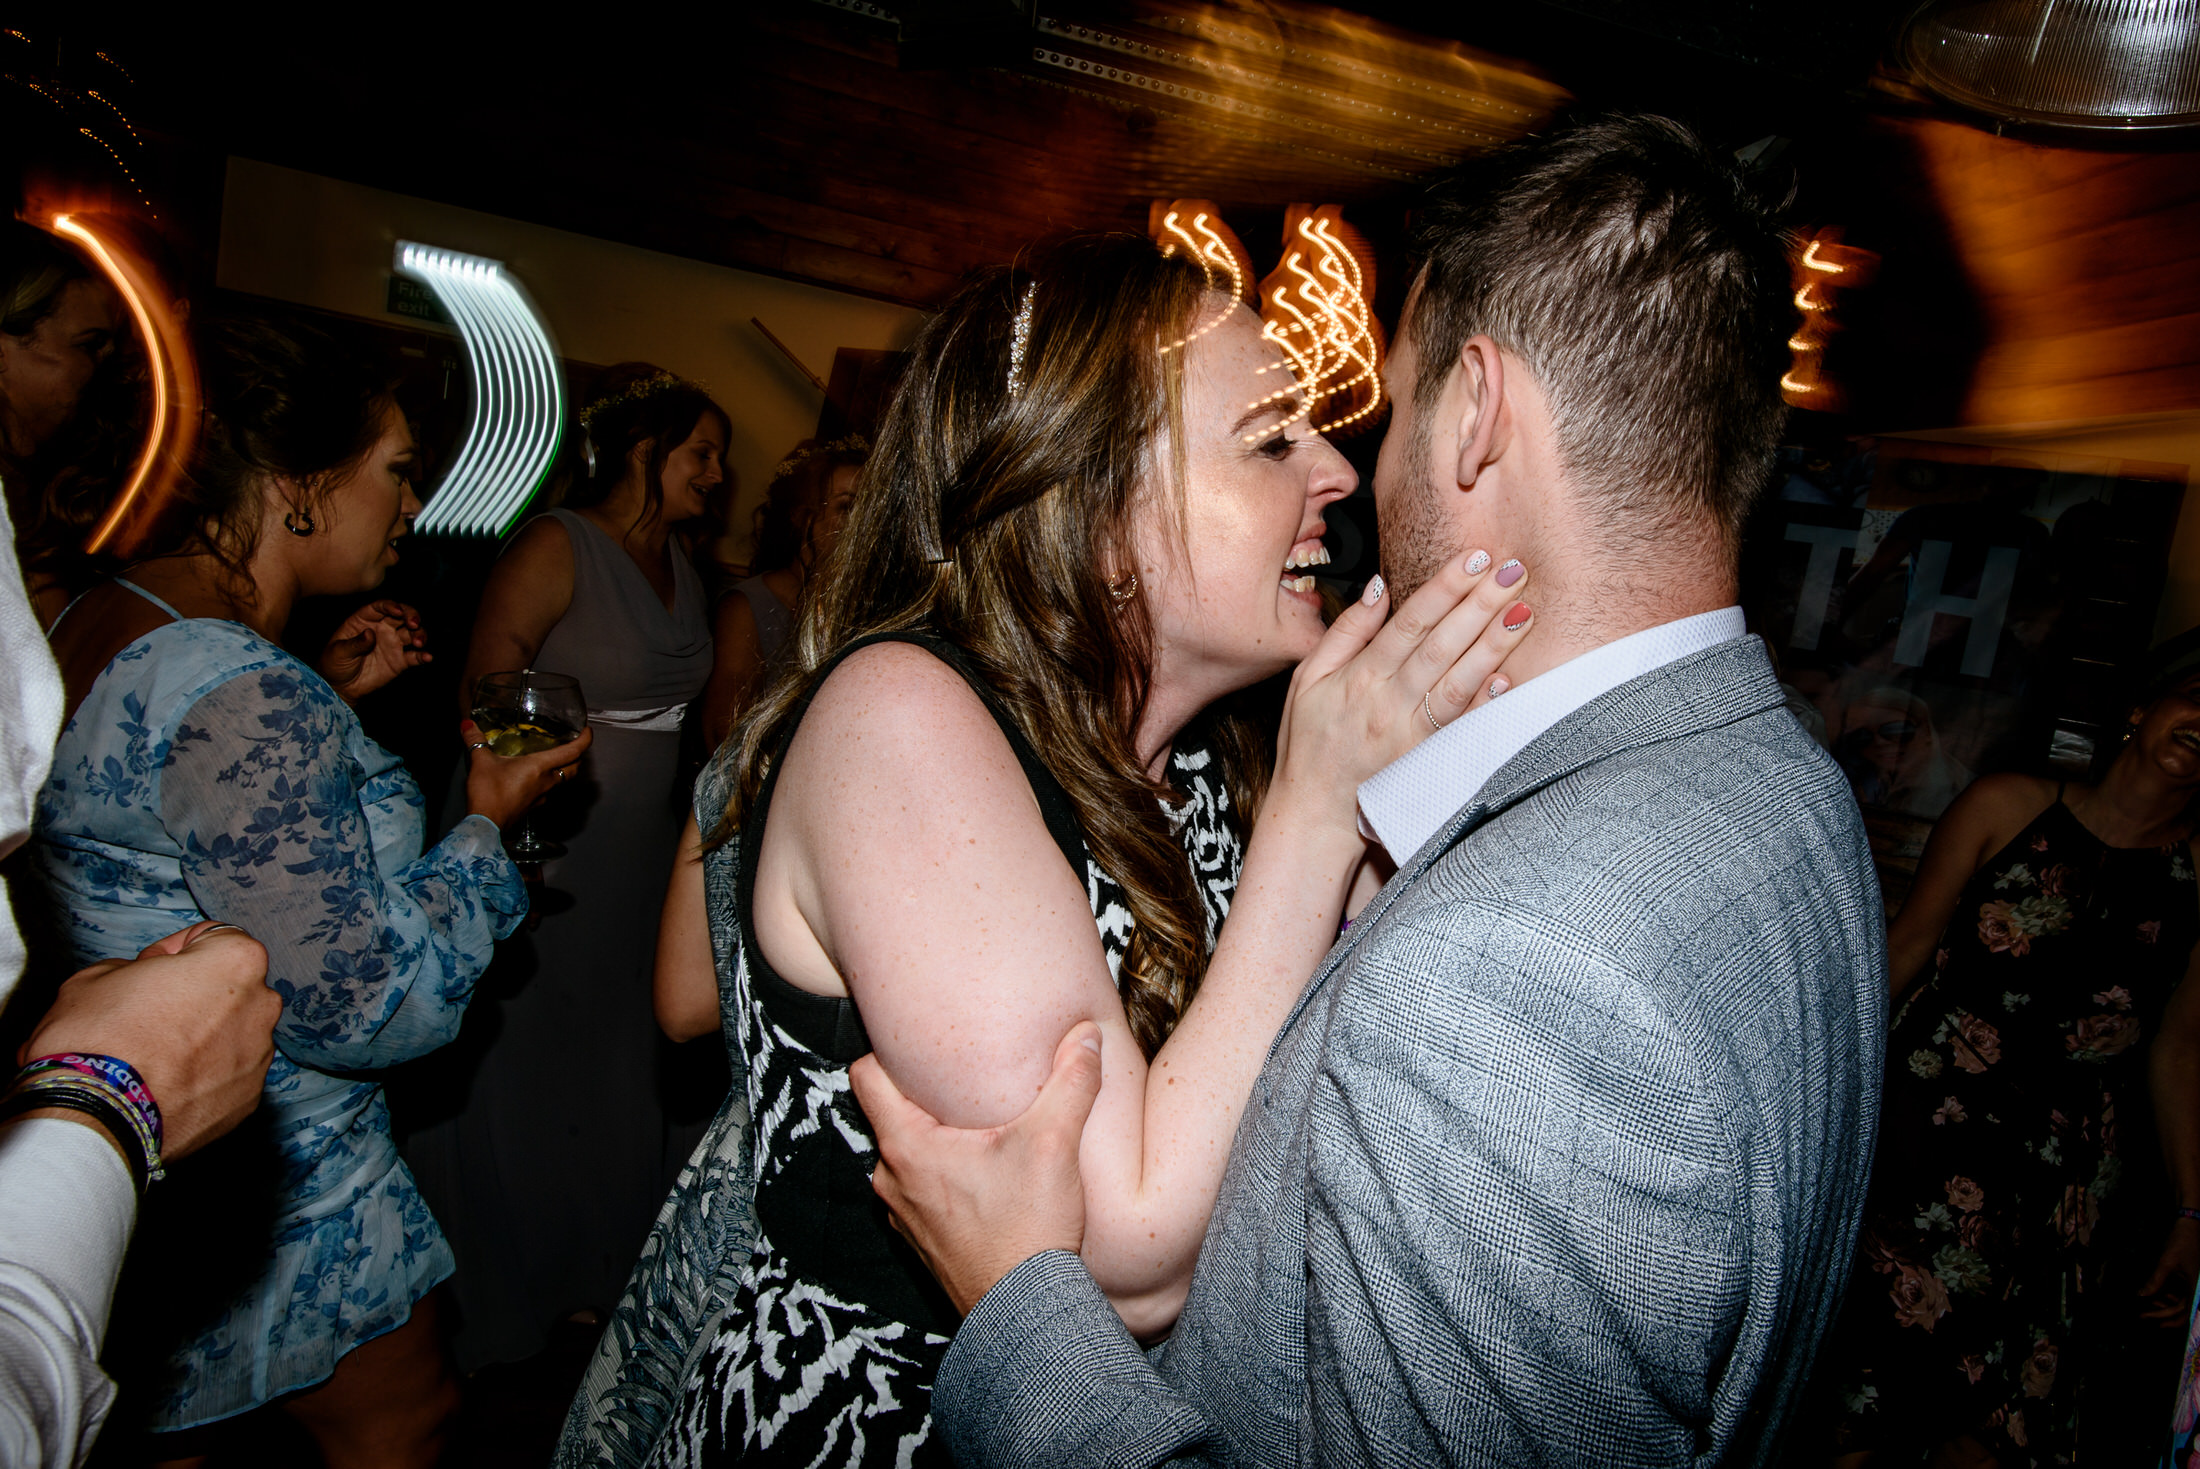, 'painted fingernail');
1503,602,1532,630
1463,550,1490,576
1488,675,1511,698
1361,574,1386,605
1495,559,1524,588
